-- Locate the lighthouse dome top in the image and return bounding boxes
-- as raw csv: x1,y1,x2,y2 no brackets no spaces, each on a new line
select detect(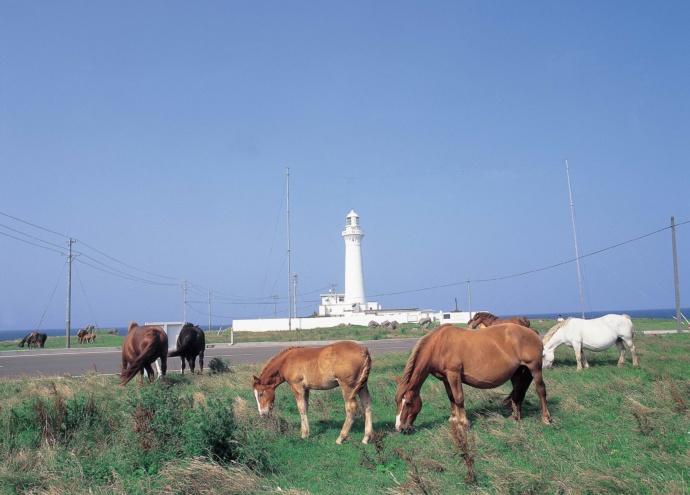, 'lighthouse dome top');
346,209,360,226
